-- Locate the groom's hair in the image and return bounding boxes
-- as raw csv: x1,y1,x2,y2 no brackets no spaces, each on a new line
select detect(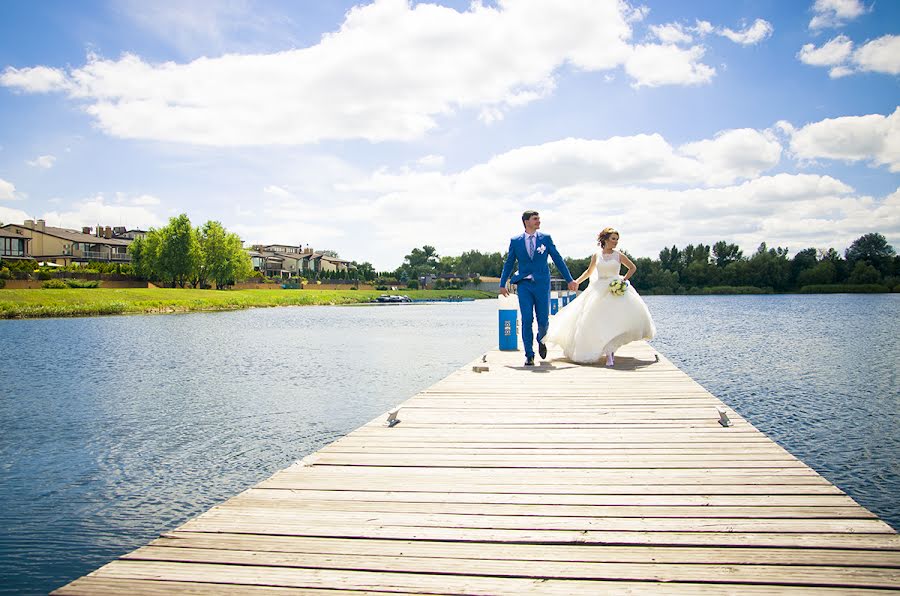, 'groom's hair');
522,210,539,226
